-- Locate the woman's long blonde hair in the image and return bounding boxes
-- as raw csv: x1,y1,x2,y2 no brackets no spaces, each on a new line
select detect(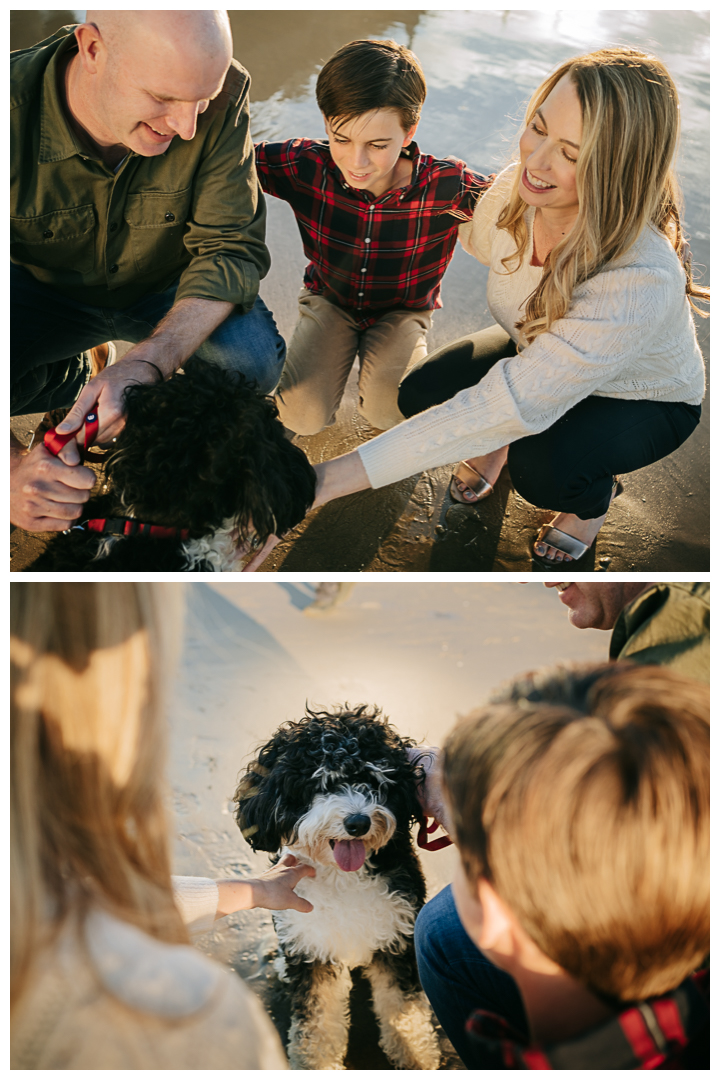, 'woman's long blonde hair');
497,46,710,345
11,583,188,1009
